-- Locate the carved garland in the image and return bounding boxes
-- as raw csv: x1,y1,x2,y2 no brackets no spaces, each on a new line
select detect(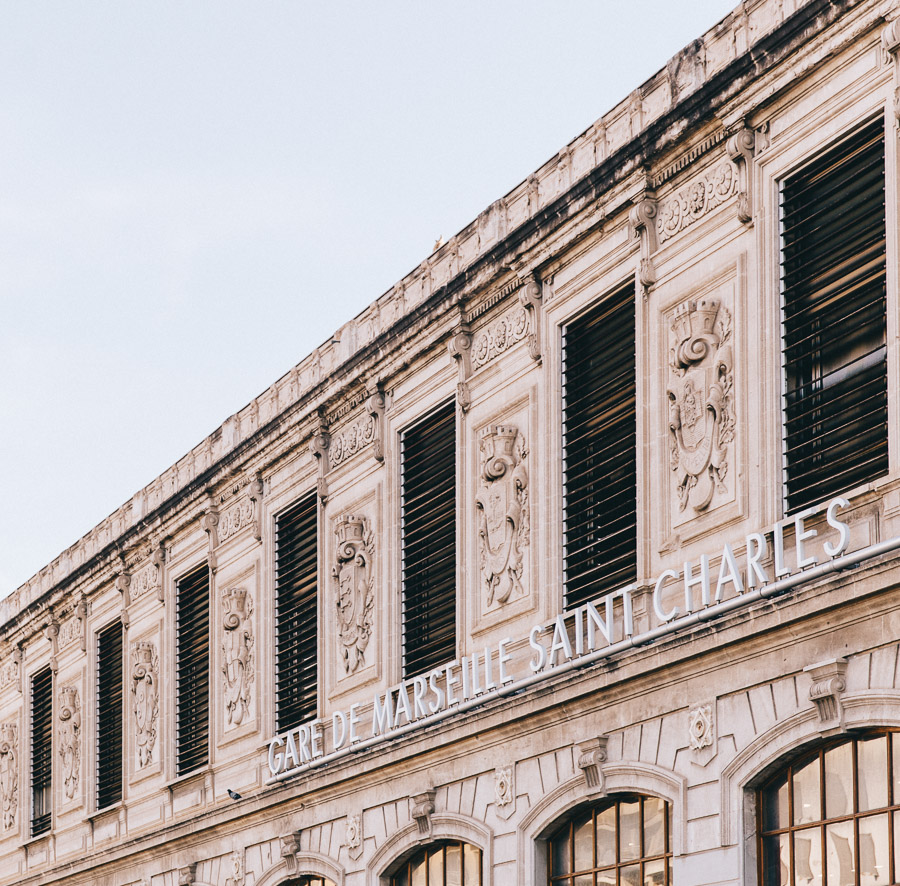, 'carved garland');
222,587,254,727
657,161,737,243
132,642,159,768
333,515,375,675
471,307,530,369
58,686,81,800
